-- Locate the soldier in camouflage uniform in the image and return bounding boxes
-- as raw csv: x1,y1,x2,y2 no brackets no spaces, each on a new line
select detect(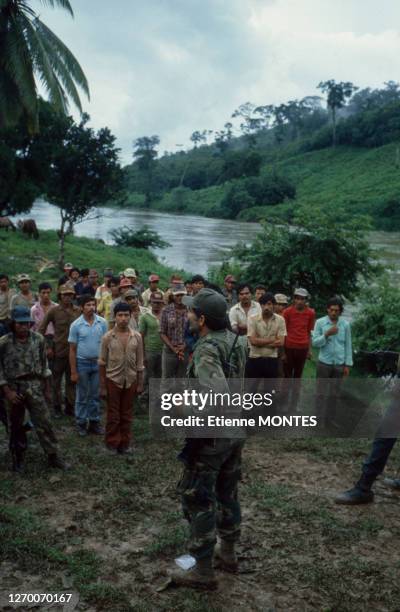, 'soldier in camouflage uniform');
0,306,69,472
170,288,246,590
